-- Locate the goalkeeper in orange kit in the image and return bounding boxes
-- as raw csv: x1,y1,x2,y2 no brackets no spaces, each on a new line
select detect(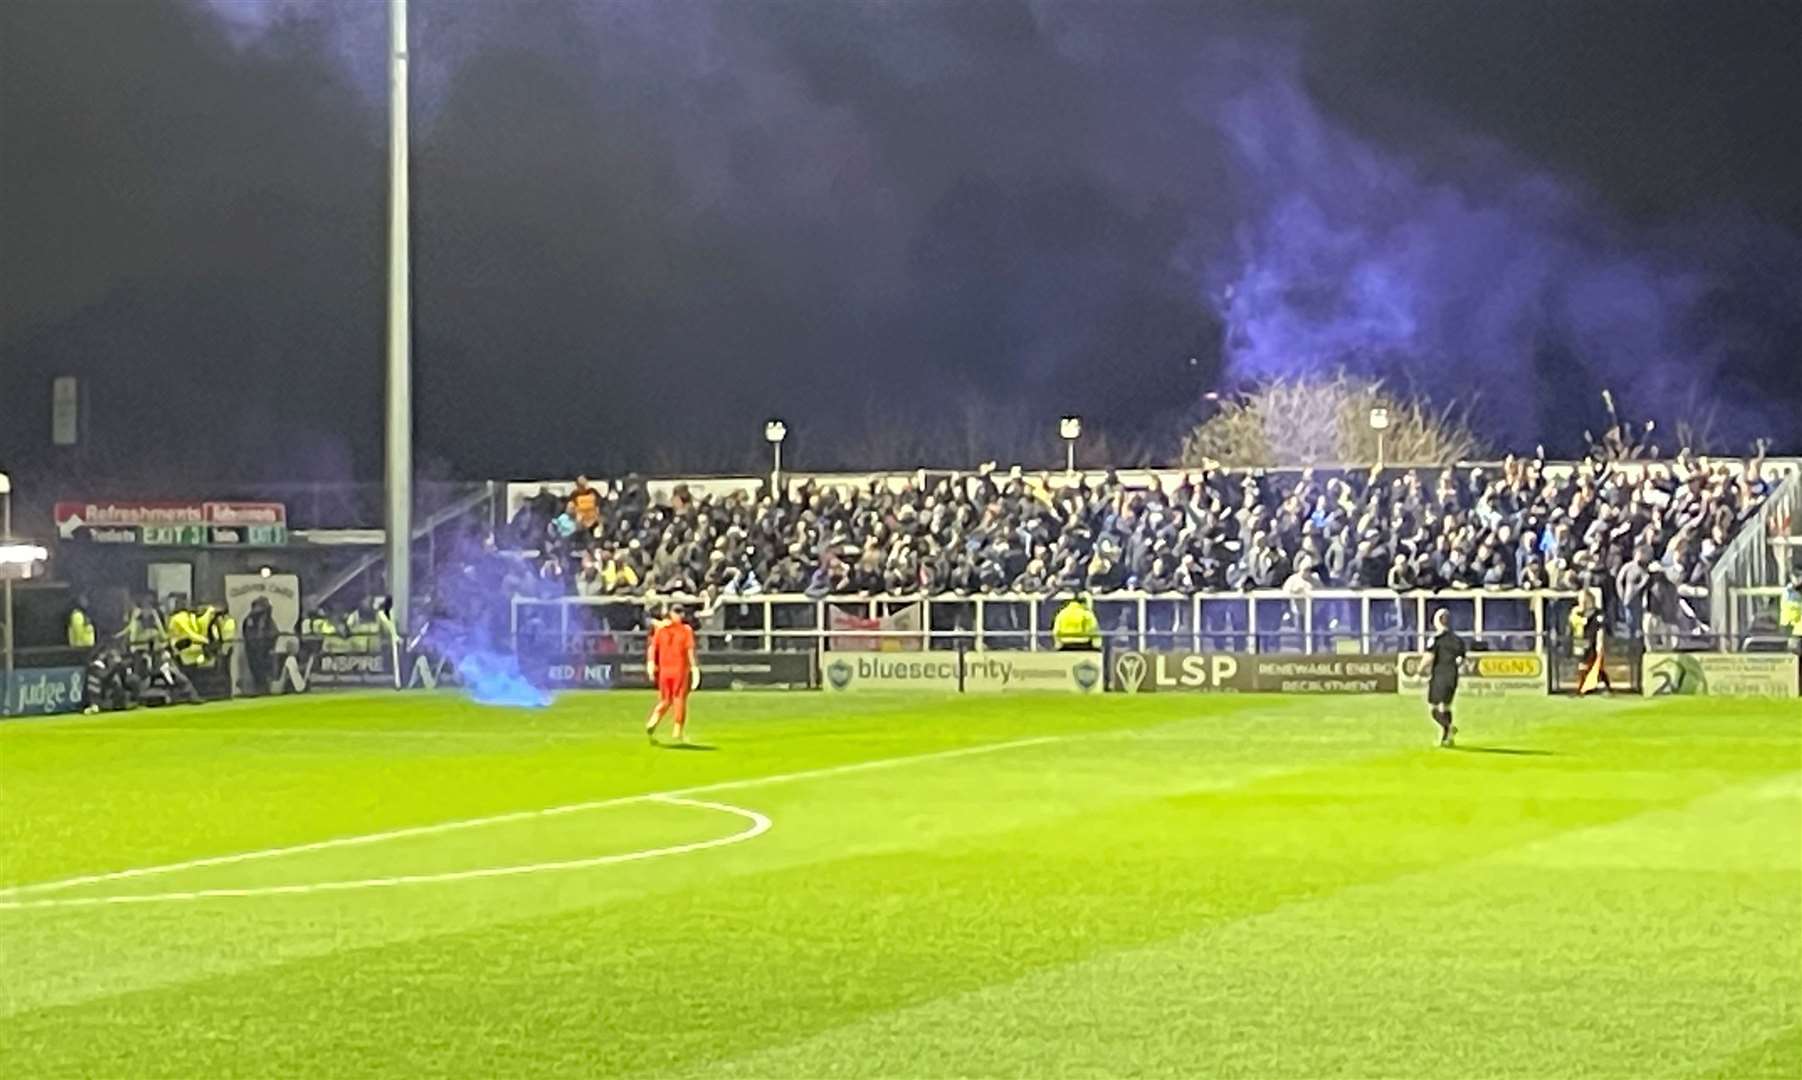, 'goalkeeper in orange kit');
644,604,700,743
